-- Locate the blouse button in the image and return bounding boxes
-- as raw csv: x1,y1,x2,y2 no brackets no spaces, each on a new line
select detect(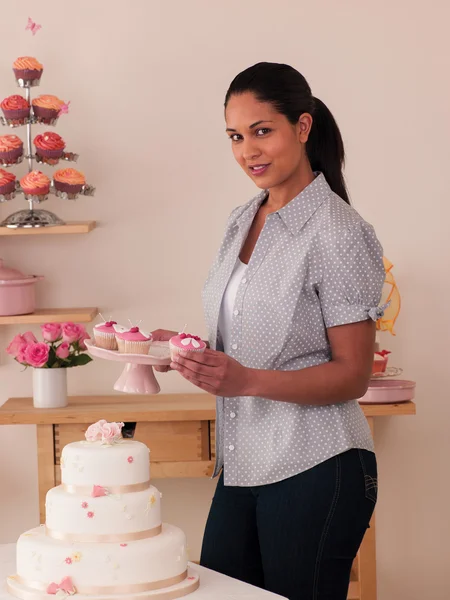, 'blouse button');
241,278,247,284
228,445,235,451
230,412,236,419
231,344,238,350
233,309,239,316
